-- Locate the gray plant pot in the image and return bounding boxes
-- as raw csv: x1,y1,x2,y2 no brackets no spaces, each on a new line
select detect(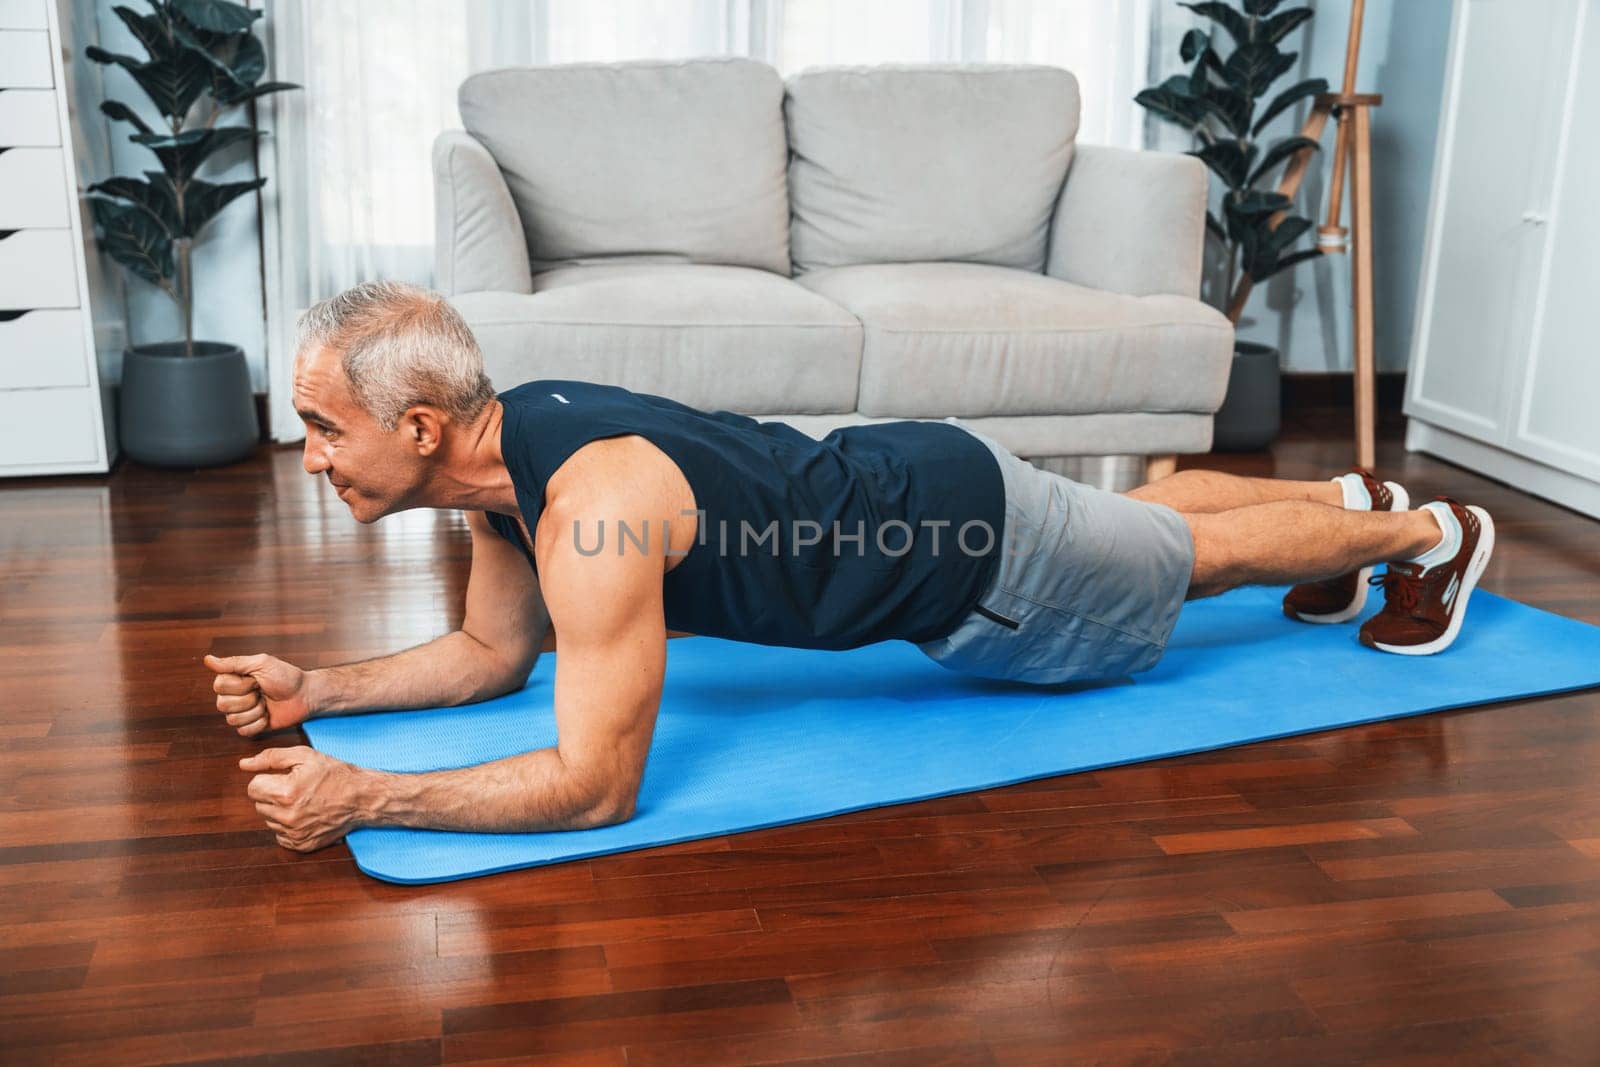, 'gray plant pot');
118,342,260,468
1211,340,1282,452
